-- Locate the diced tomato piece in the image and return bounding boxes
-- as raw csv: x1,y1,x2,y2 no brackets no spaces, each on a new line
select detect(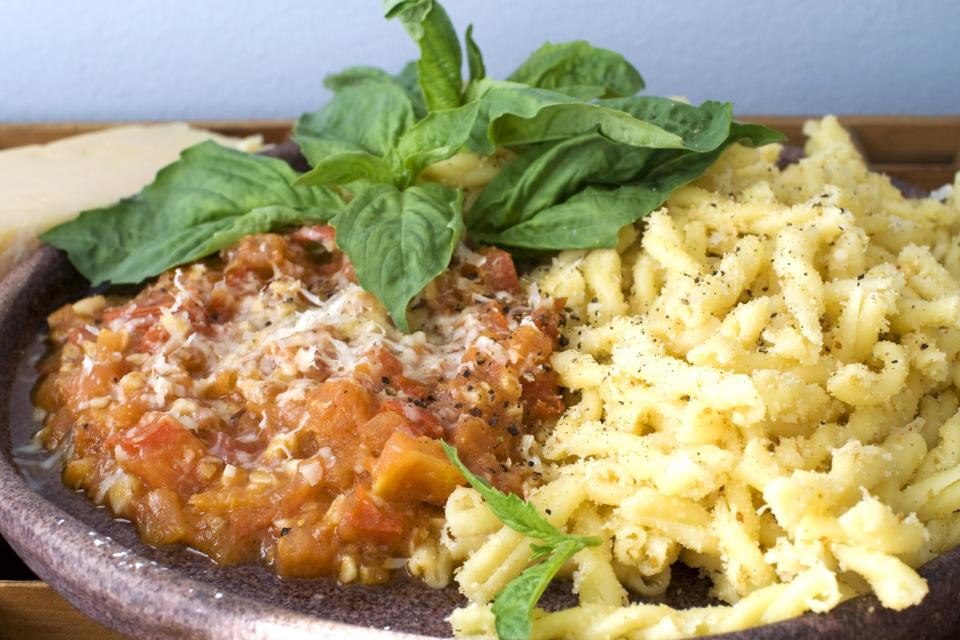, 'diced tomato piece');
207,287,236,324
222,233,310,281
521,369,564,422
46,304,90,345
136,488,189,546
374,348,405,378
72,361,119,402
479,303,511,334
358,411,410,456
276,521,337,577
451,415,504,463
507,325,553,373
66,325,98,347
290,225,354,277
358,348,431,398
302,380,377,489
101,285,210,351
478,247,520,293
372,430,464,504
336,486,408,546
115,414,209,496
102,287,175,324
306,379,377,430
450,415,523,494
531,301,564,342
380,399,443,439
139,324,170,351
